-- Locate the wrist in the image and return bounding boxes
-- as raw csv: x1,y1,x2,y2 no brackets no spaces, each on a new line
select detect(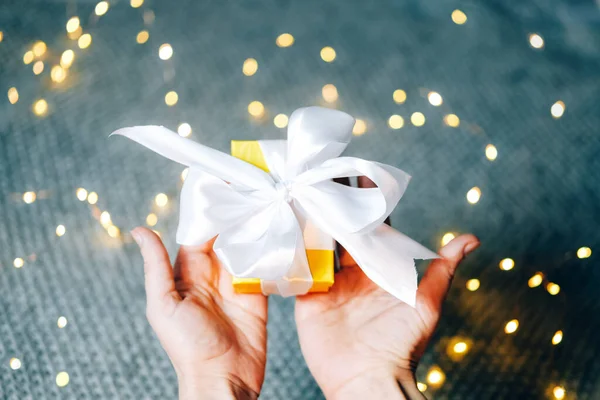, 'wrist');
325,368,425,400
178,373,259,400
